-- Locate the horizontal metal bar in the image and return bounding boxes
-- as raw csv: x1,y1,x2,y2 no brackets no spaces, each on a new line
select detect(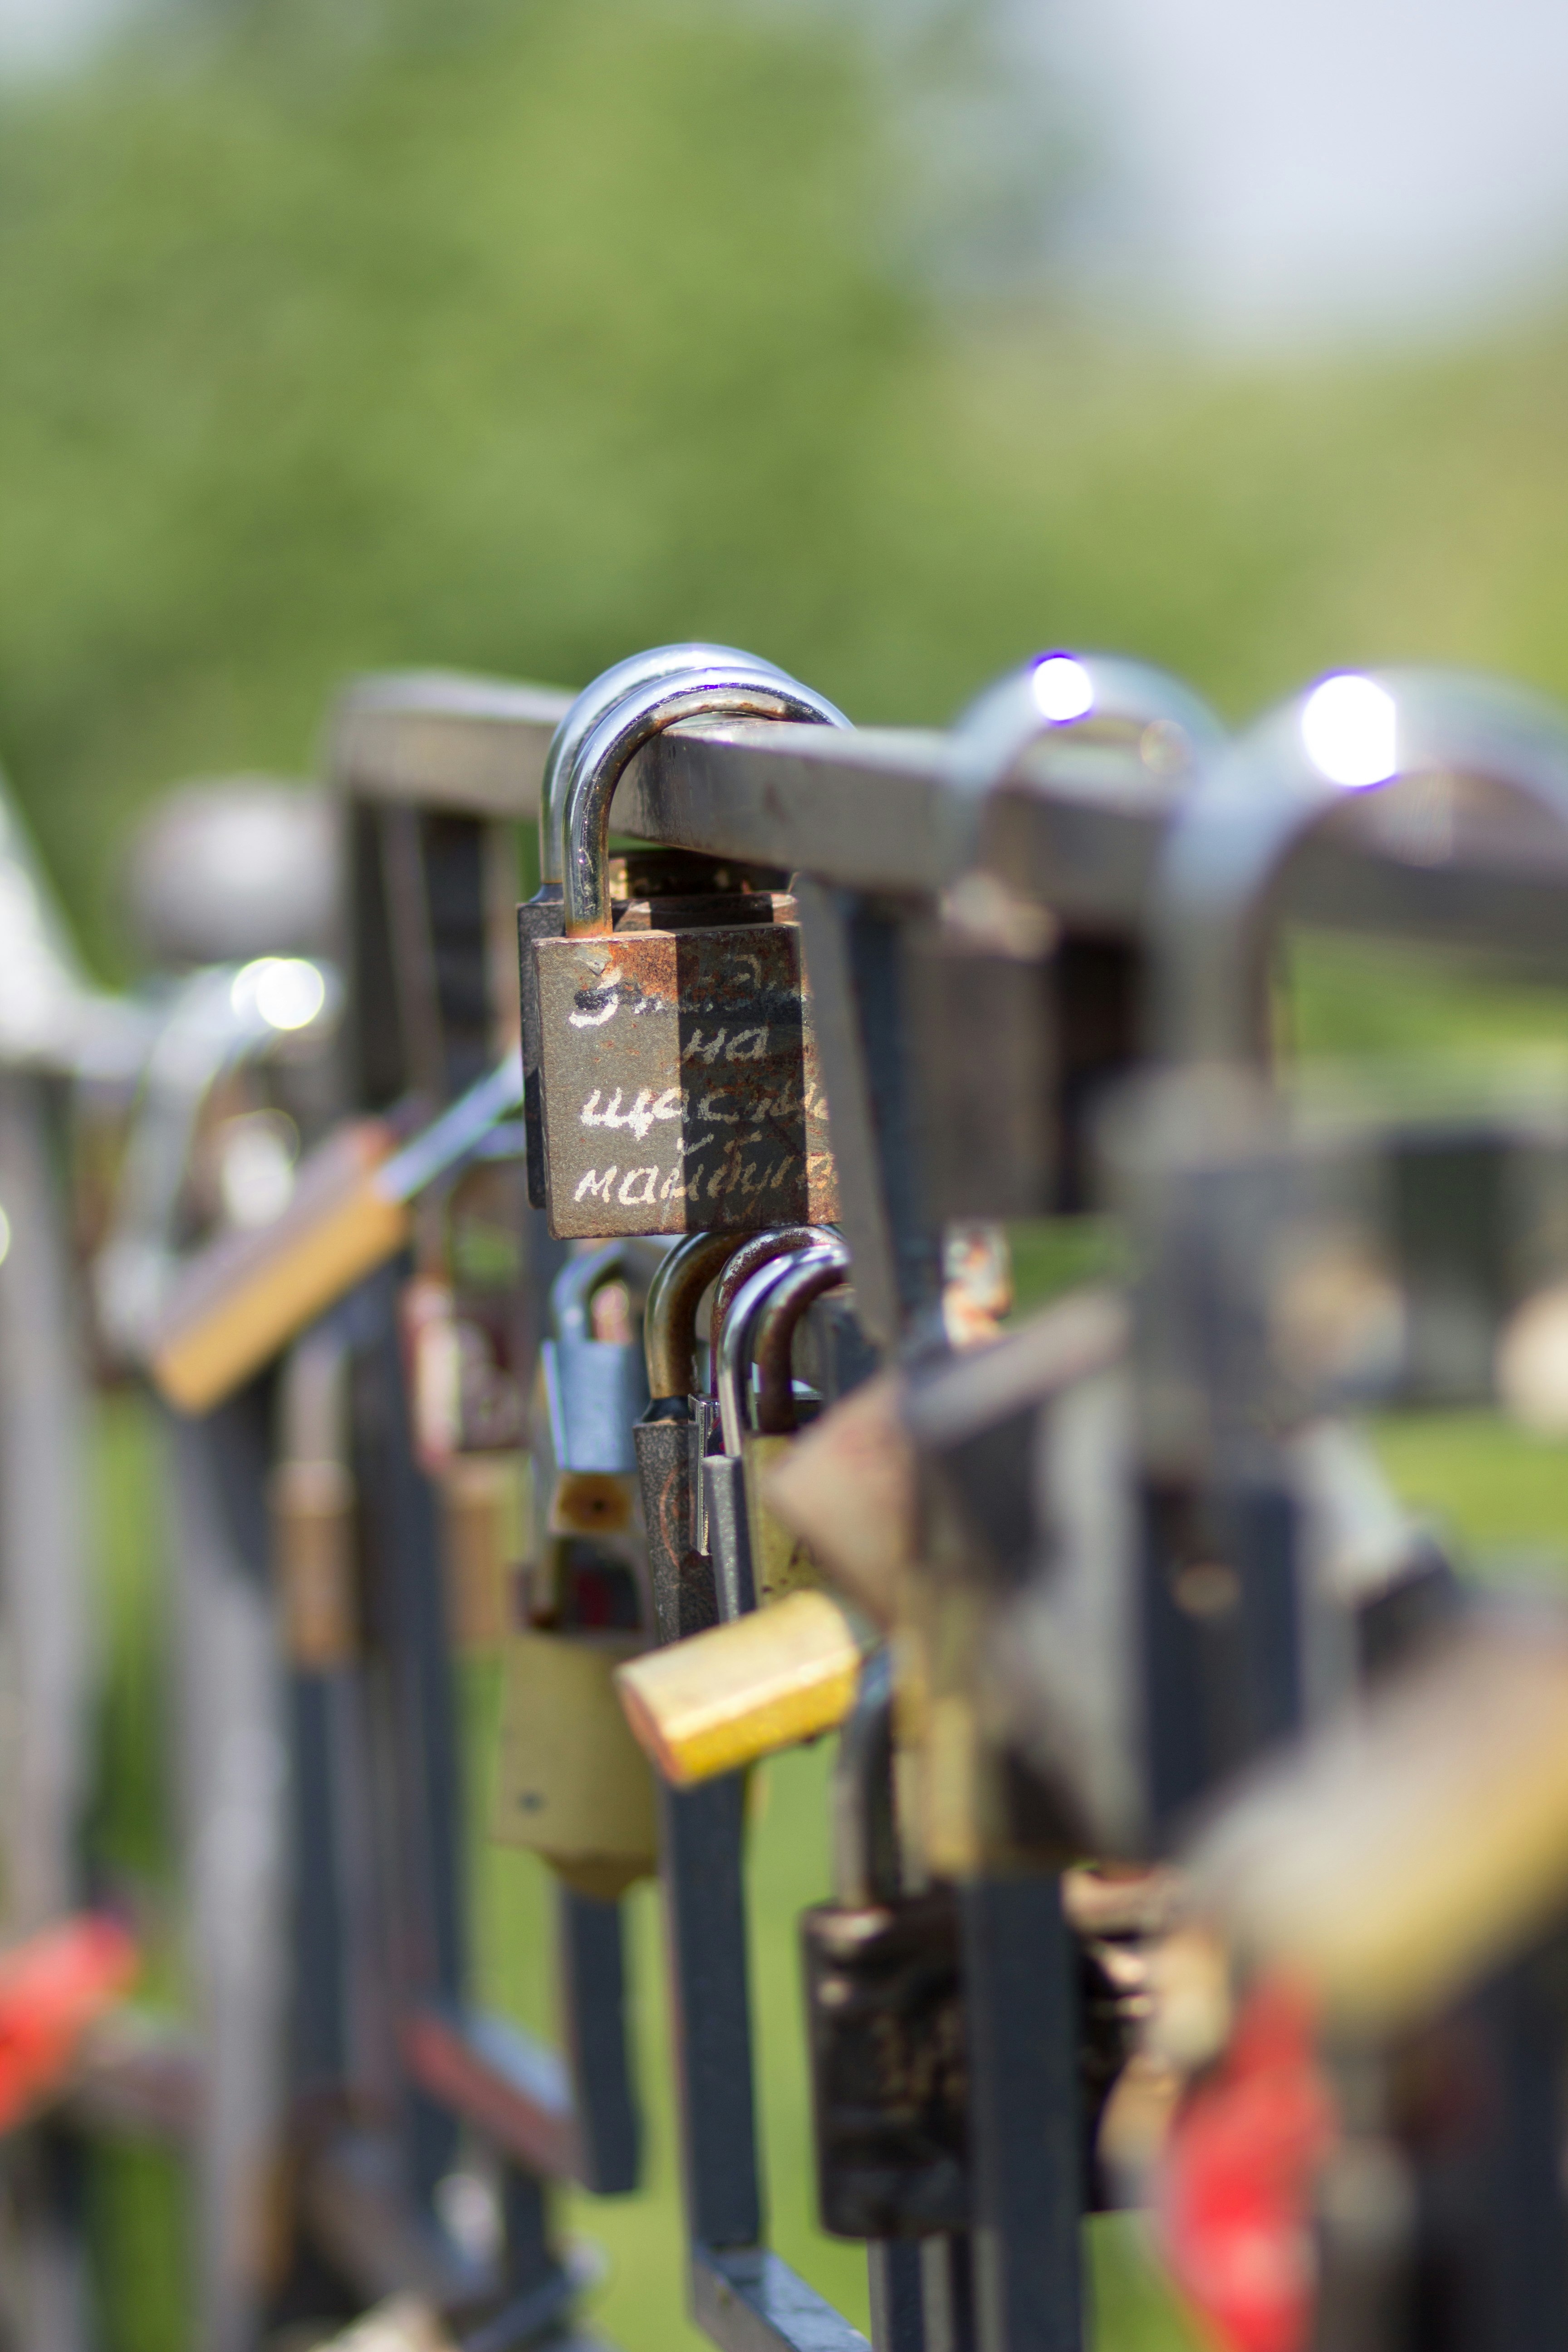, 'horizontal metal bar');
328,671,1162,918
692,2249,870,2352
332,671,568,817
330,669,1568,964
402,2005,580,2182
